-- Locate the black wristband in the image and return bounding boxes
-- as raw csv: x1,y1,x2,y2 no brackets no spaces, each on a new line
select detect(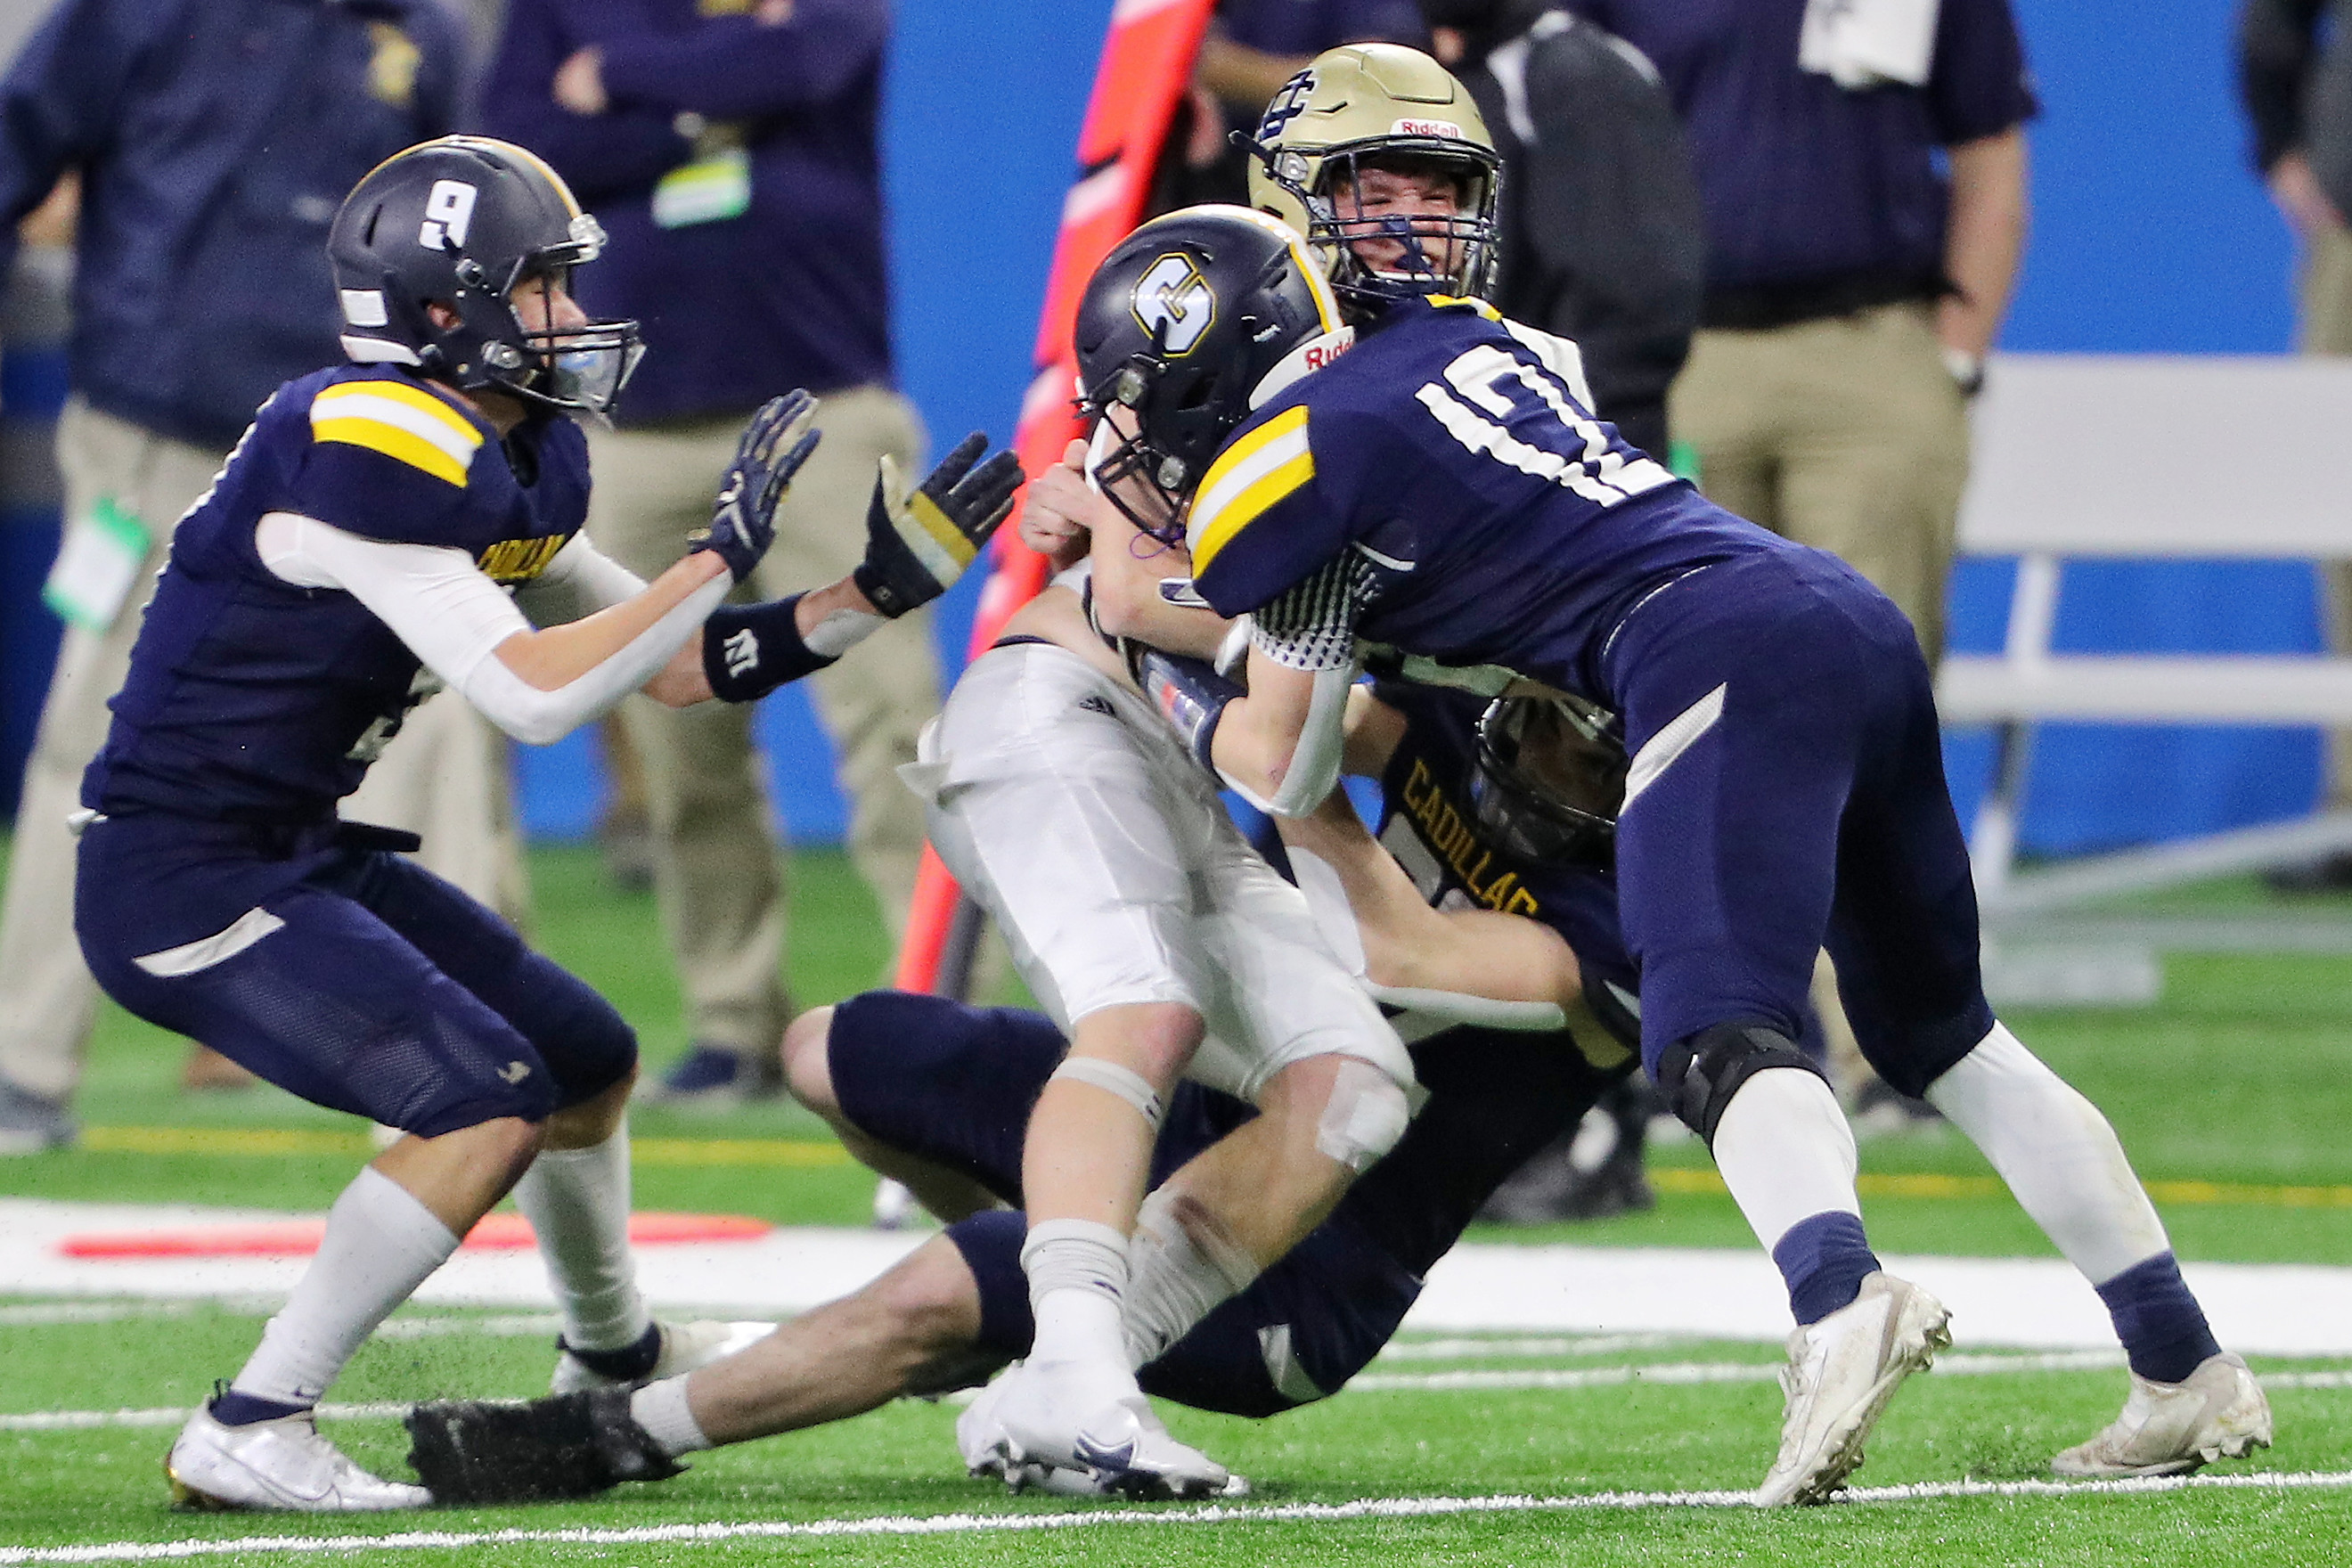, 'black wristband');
702,594,837,703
